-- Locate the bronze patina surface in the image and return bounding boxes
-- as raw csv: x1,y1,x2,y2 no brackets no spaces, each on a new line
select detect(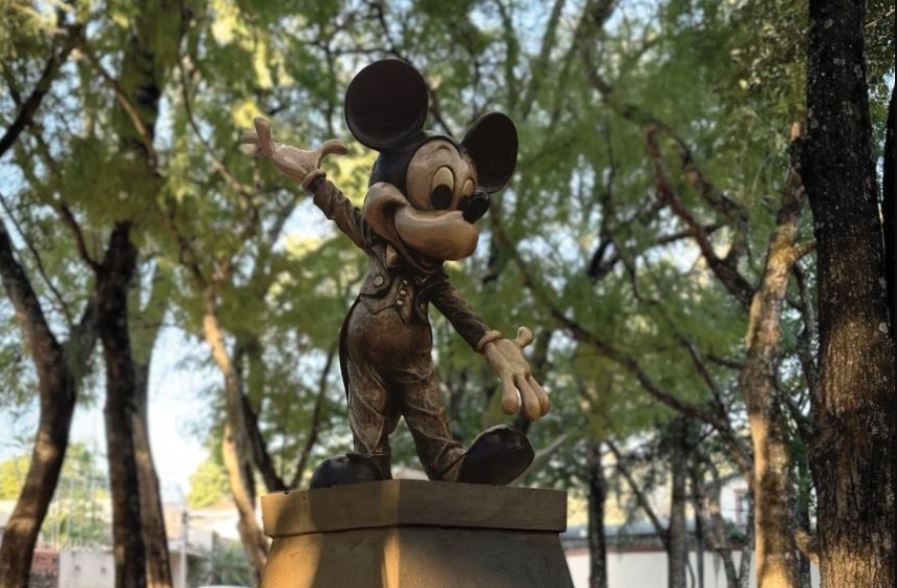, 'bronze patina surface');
243,59,550,486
